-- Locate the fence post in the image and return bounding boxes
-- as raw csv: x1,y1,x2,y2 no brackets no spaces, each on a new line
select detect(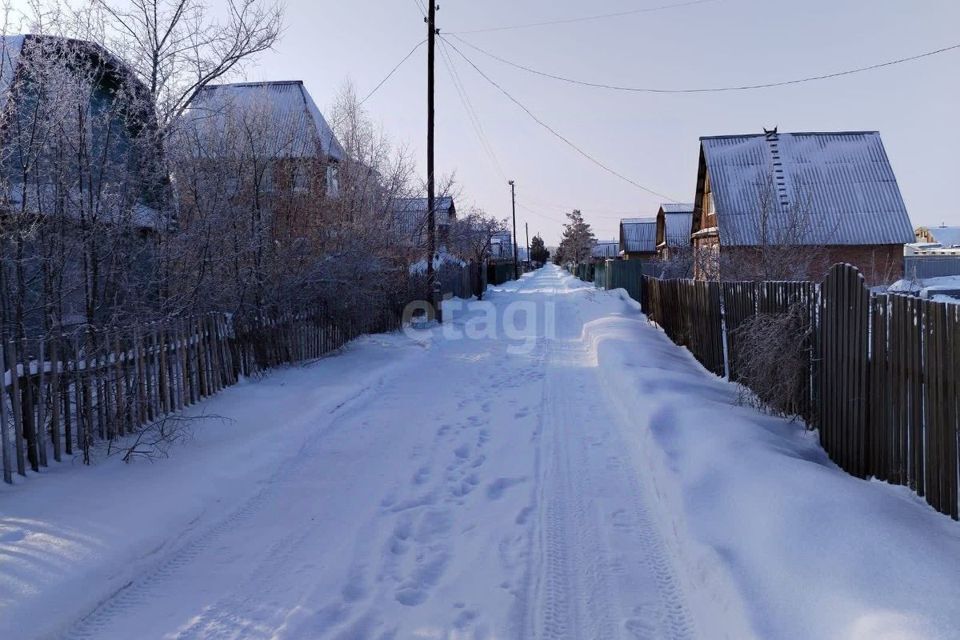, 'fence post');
0,343,10,483
7,339,25,476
